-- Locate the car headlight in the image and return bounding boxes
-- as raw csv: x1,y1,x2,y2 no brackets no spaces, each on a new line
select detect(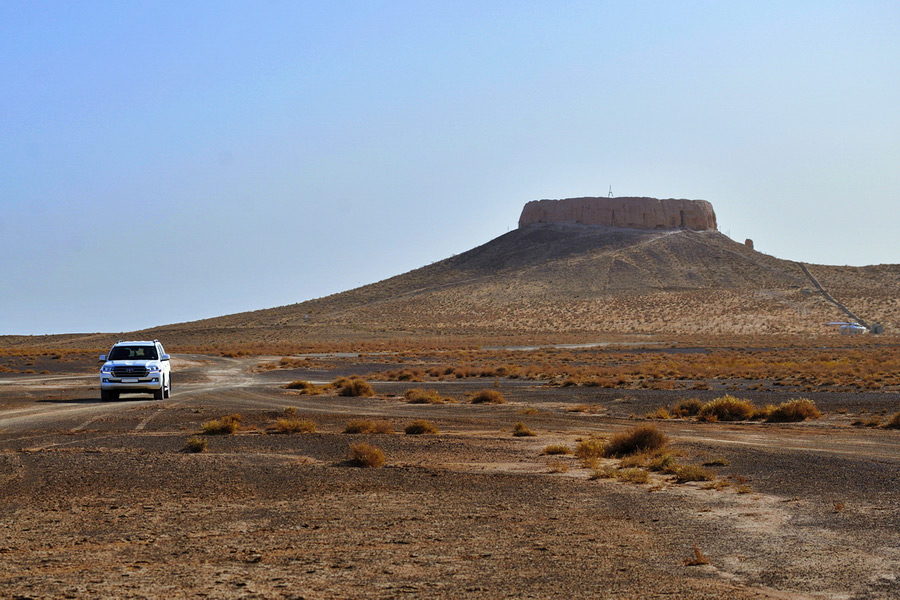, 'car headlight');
147,364,160,372
100,365,115,373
